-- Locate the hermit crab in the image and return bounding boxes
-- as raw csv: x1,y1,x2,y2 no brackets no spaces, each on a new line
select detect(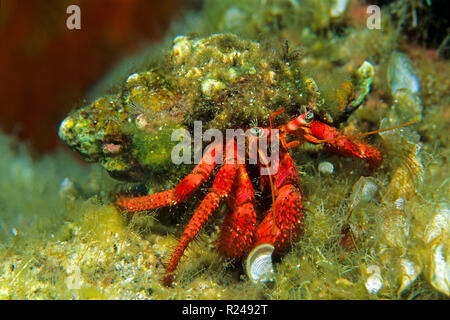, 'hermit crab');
116,108,383,285
59,34,401,286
